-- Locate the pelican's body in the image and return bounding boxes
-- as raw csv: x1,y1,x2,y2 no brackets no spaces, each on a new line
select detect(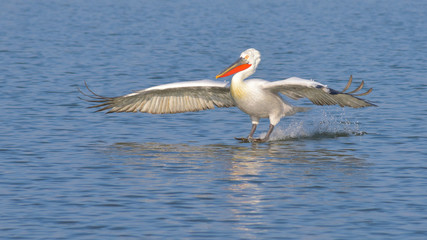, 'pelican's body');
81,48,375,142
232,78,296,124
